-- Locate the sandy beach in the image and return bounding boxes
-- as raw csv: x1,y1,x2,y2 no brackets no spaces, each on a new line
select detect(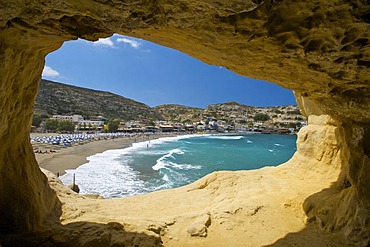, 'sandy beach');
31,133,175,176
